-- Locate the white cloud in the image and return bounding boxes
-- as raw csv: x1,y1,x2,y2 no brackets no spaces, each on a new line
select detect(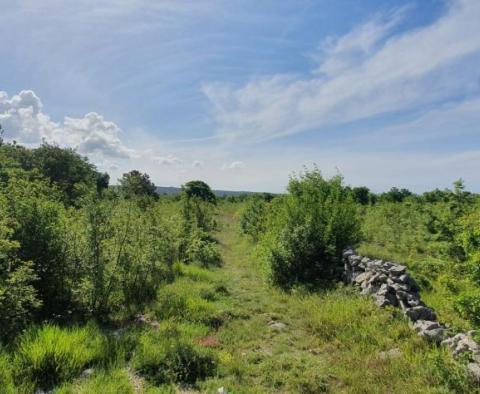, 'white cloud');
313,6,407,78
204,0,480,142
0,90,133,158
222,161,244,170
